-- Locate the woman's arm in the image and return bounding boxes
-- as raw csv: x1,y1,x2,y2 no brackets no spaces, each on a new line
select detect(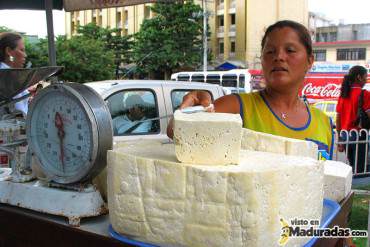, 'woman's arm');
166,92,240,138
